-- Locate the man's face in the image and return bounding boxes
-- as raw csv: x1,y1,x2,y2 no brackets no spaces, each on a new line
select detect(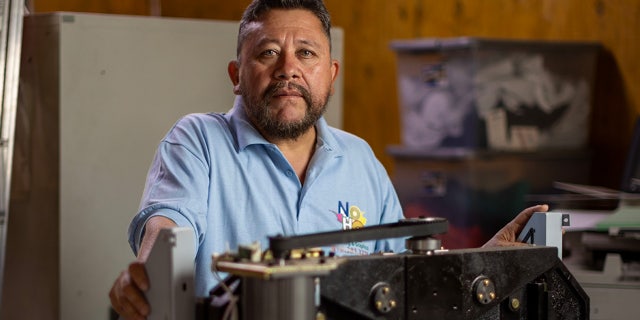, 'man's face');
228,9,339,140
